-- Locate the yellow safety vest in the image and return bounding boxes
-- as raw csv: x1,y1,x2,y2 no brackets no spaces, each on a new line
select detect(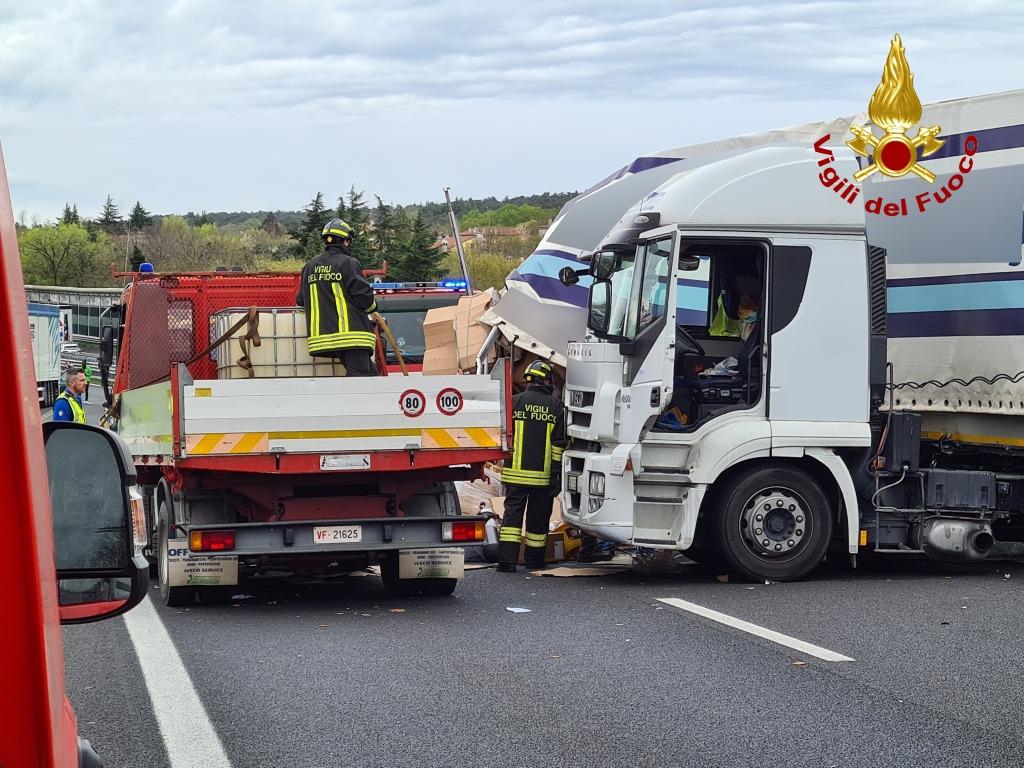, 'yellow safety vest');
56,392,86,424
